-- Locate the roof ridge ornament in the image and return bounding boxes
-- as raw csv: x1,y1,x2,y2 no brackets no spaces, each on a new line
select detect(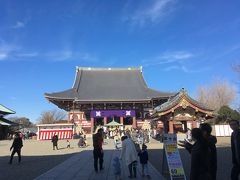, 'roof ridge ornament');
180,88,187,95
